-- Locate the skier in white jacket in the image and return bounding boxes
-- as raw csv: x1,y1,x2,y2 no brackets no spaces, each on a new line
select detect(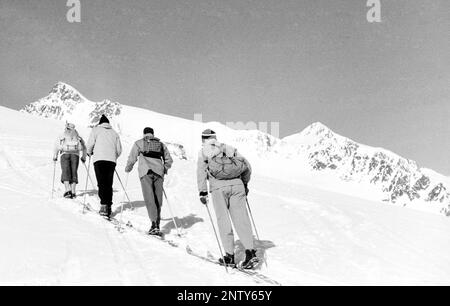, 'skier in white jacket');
197,129,258,269
86,115,122,218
